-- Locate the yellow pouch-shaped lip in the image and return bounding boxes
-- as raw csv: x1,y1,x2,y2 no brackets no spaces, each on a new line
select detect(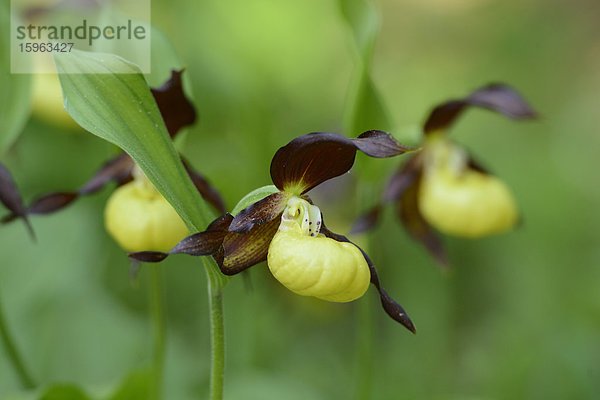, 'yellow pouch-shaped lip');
104,180,189,252
266,197,370,303
419,167,518,238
